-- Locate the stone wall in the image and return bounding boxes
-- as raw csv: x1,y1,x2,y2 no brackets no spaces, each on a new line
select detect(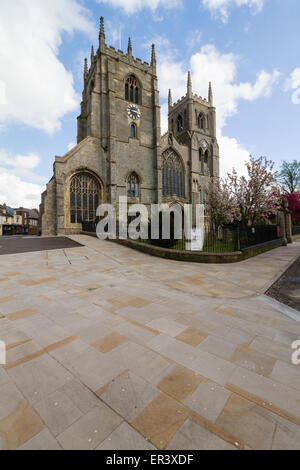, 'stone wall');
112,237,284,264
41,178,56,236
